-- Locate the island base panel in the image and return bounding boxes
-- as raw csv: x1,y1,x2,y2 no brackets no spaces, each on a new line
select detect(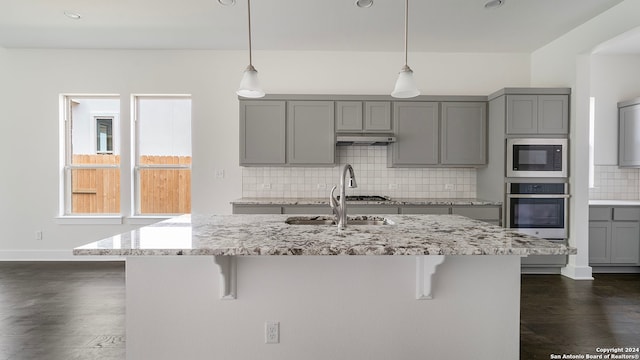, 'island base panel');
126,255,520,360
